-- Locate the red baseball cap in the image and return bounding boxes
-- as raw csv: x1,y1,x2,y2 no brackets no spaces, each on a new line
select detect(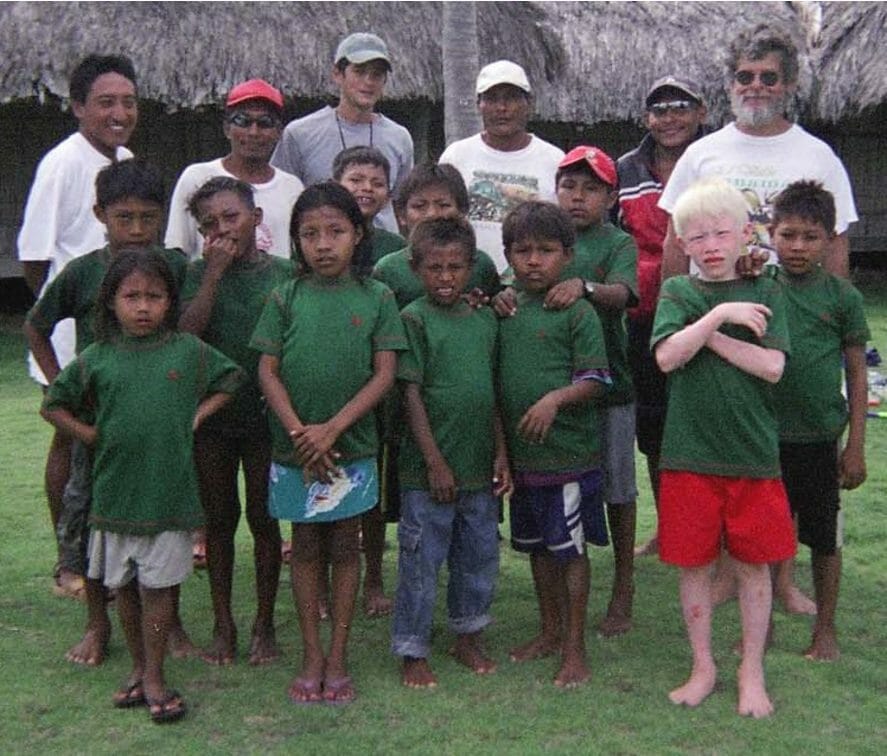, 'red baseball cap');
226,79,284,112
558,146,617,188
